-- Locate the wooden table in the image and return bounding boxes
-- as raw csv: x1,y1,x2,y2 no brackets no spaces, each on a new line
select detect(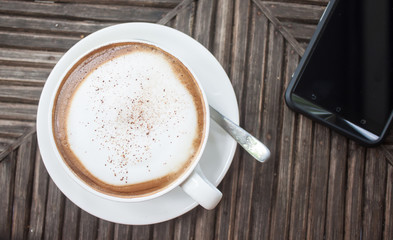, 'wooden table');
1,0,392,239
